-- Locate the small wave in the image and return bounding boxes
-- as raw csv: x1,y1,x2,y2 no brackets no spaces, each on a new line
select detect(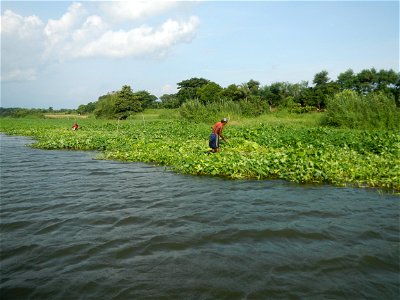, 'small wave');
140,241,190,256
199,228,332,245
88,171,113,176
86,239,127,256
359,255,398,272
88,216,119,226
0,220,33,232
45,242,92,263
33,219,70,235
358,230,383,240
1,244,40,261
297,210,344,218
113,216,149,227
